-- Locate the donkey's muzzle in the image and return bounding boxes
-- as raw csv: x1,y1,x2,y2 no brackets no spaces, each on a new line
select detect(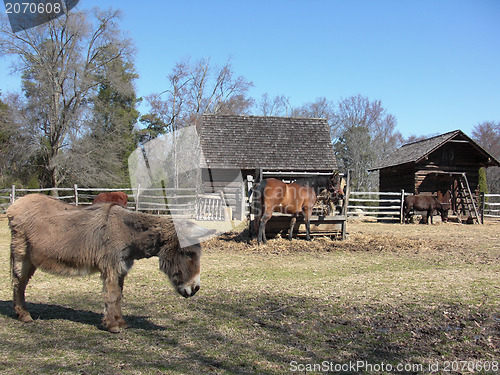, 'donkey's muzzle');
177,283,200,298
